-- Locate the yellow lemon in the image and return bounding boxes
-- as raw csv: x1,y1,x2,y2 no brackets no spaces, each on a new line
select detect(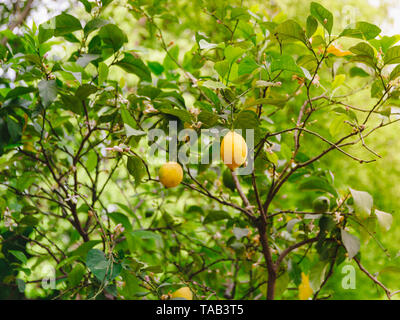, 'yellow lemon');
220,131,248,171
171,287,193,300
298,272,313,300
159,162,183,188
